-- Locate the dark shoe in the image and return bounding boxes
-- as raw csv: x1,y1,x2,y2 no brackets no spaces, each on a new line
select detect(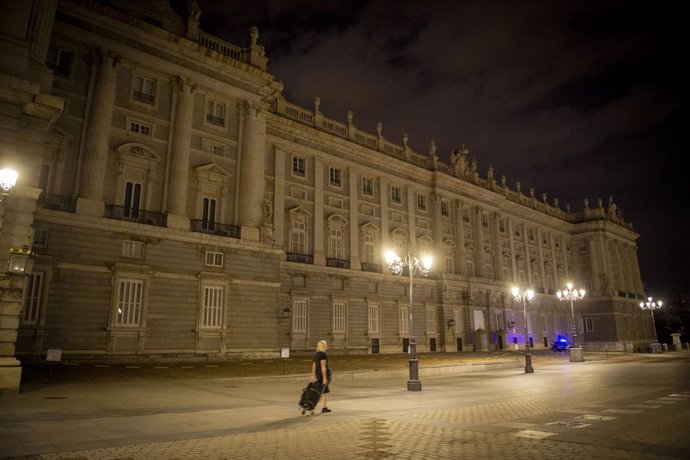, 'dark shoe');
321,407,332,413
